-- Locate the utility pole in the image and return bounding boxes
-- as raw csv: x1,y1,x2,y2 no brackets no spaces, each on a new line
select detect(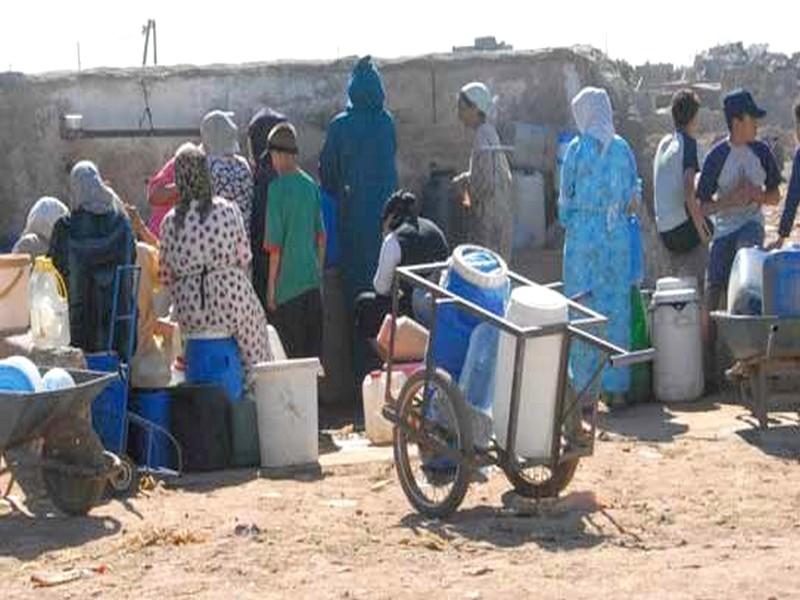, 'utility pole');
142,19,158,66
76,42,82,72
